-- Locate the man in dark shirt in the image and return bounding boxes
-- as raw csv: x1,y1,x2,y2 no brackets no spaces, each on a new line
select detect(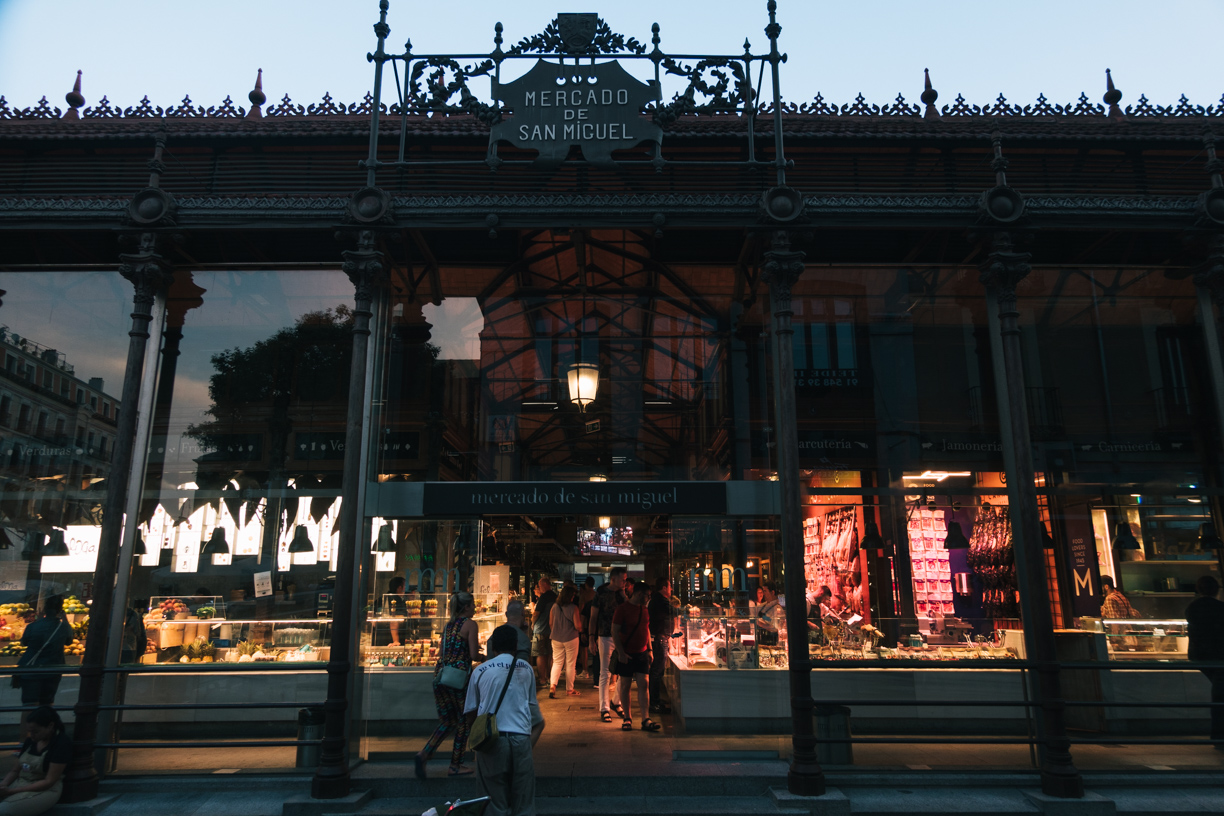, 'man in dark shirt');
532,577,558,686
647,577,676,714
588,567,626,721
1186,574,1224,748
